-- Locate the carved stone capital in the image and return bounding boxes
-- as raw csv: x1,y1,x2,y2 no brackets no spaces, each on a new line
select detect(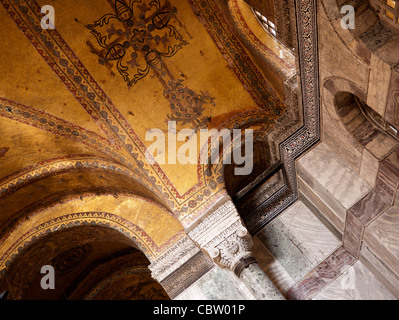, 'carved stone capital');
187,198,256,275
